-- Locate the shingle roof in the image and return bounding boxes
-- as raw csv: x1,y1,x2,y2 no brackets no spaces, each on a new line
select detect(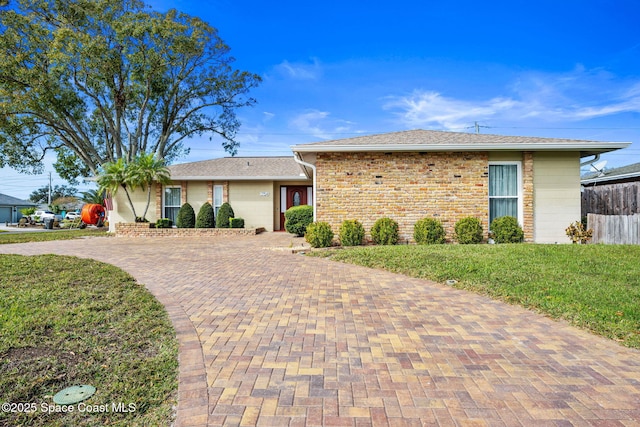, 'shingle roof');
0,193,35,206
167,156,308,180
581,161,640,184
291,129,629,156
